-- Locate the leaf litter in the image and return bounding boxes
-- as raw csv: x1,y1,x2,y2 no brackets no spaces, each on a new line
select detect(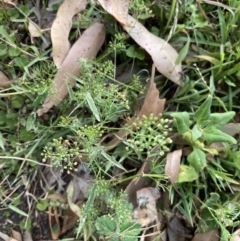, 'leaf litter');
3,0,239,240
37,22,106,116
51,0,87,67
